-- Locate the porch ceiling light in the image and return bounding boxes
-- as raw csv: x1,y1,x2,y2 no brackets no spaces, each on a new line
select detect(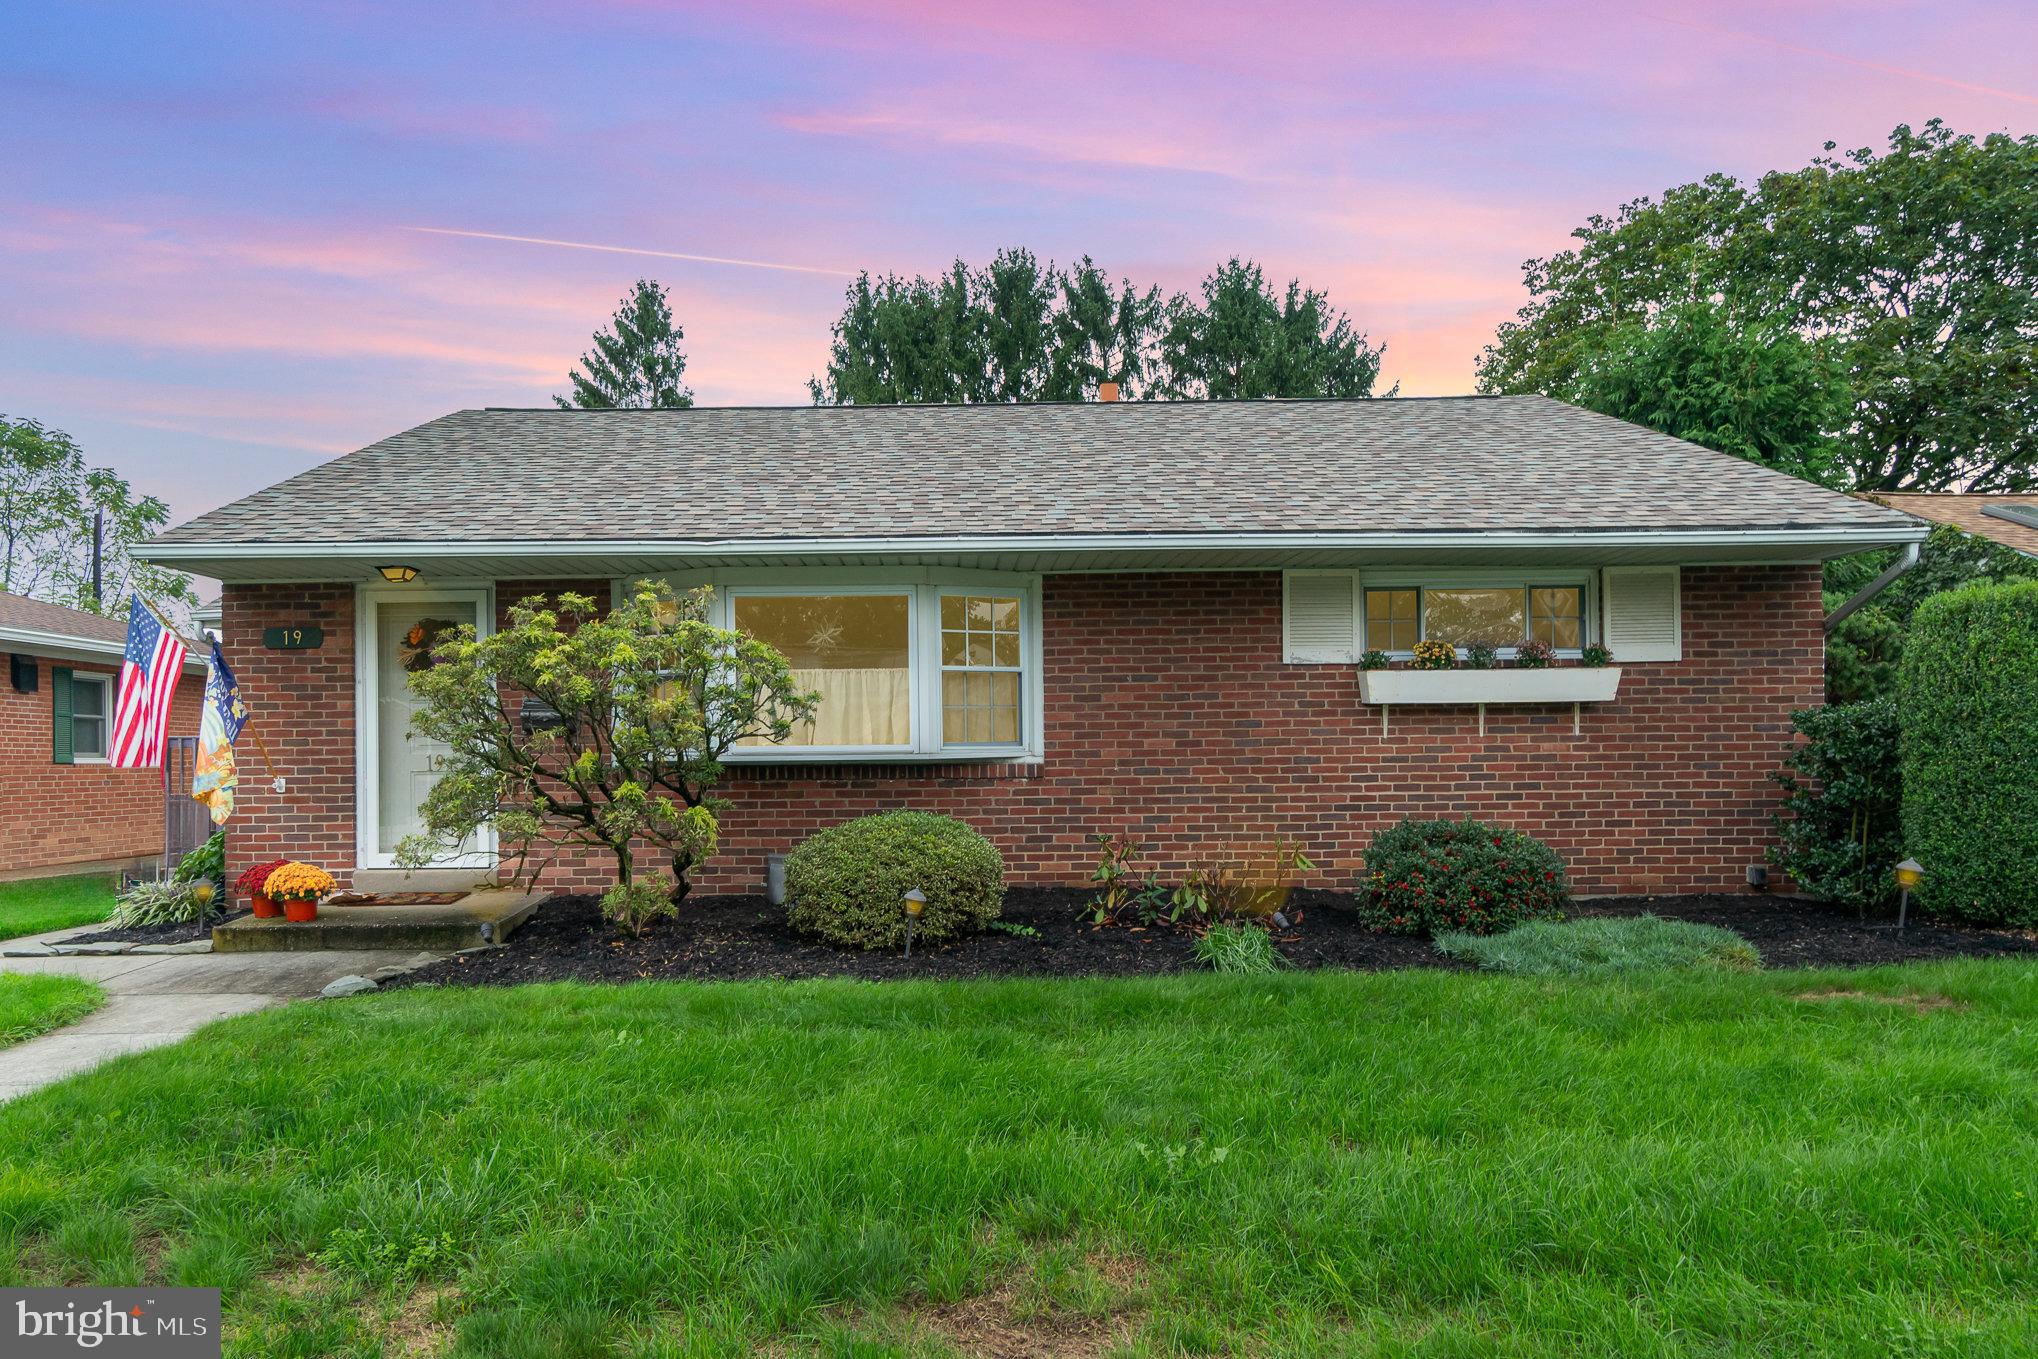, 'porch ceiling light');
377,564,421,583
